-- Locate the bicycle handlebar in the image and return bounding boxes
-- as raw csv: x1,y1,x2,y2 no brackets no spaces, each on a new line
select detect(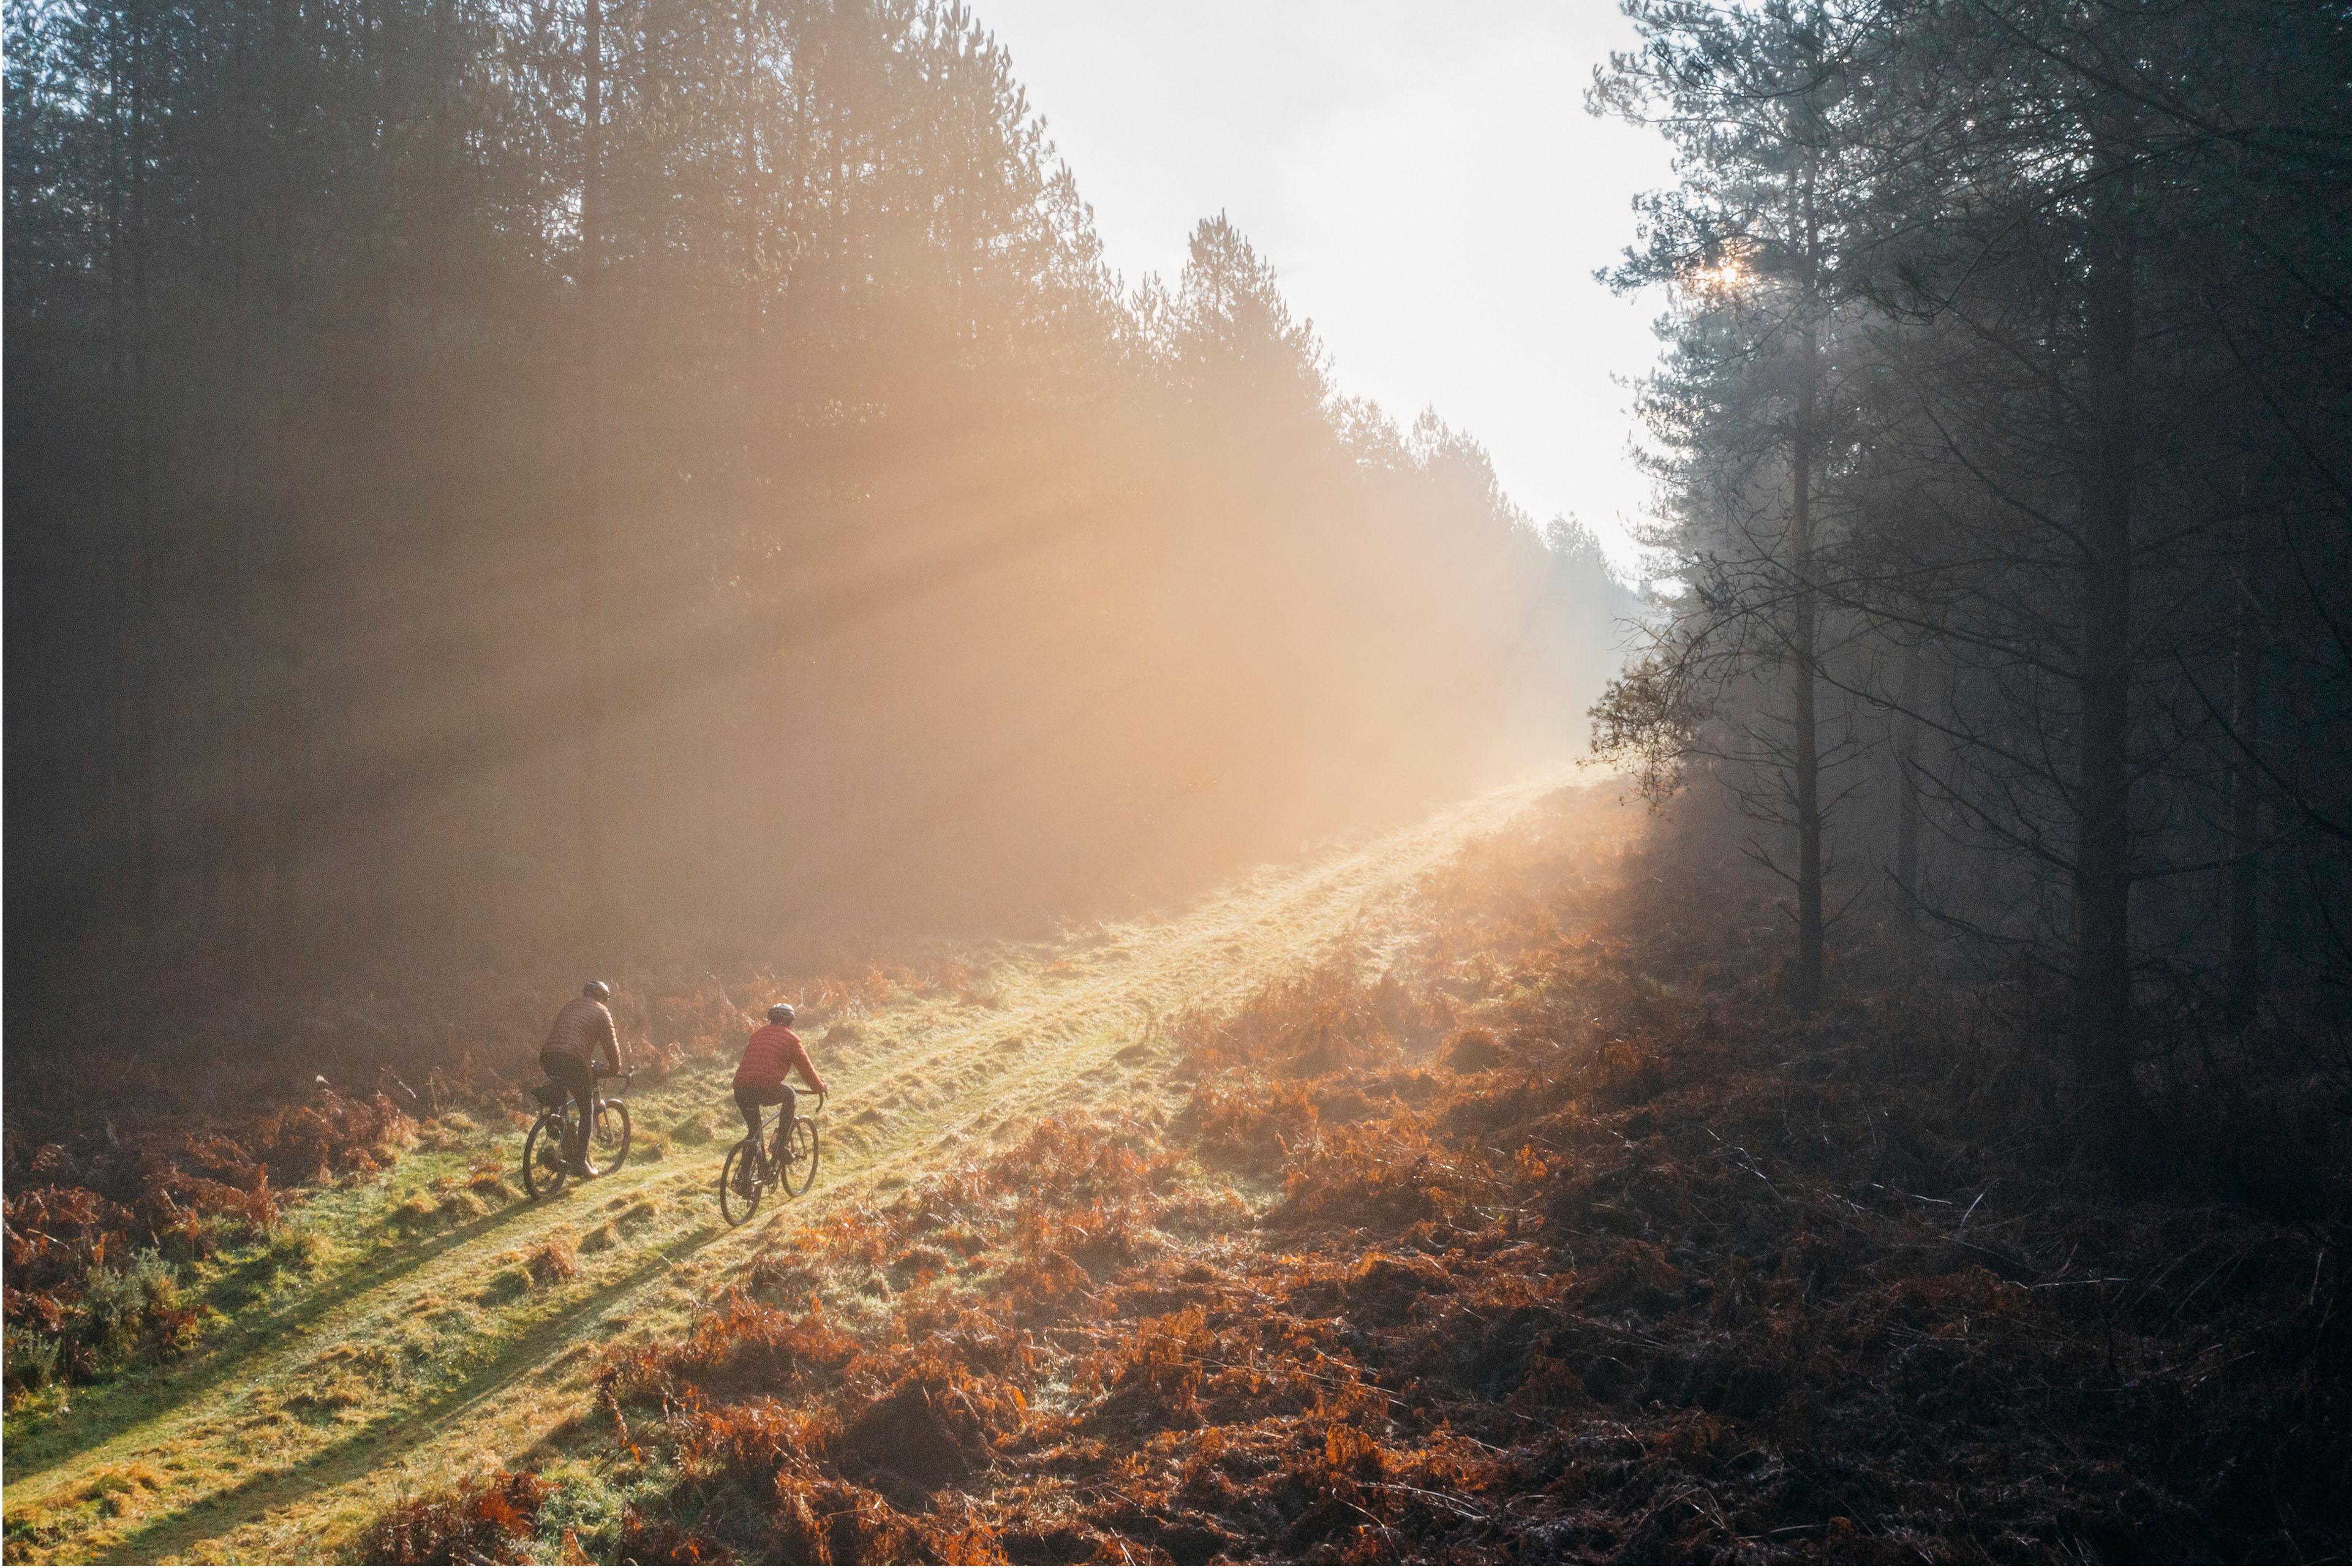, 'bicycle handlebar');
807,1089,827,1115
